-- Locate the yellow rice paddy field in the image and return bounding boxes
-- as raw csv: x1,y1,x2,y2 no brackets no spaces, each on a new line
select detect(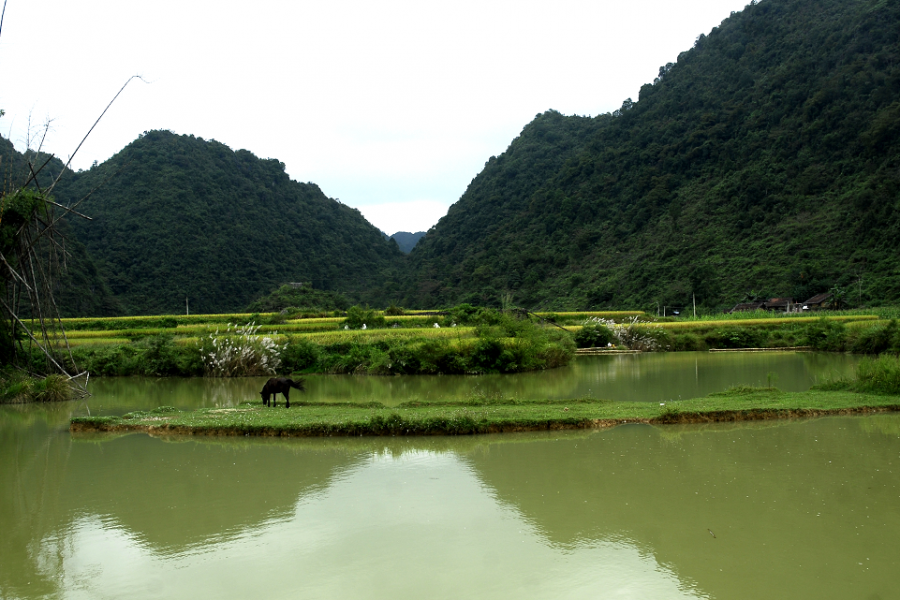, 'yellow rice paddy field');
40,309,888,349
